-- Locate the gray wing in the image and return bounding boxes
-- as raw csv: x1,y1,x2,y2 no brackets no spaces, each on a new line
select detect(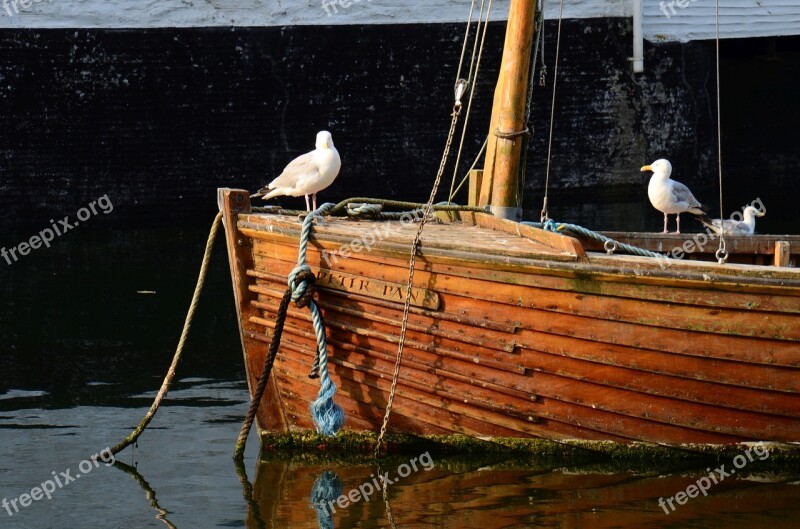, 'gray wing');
704,218,749,235
721,219,750,234
257,151,319,193
670,181,704,209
